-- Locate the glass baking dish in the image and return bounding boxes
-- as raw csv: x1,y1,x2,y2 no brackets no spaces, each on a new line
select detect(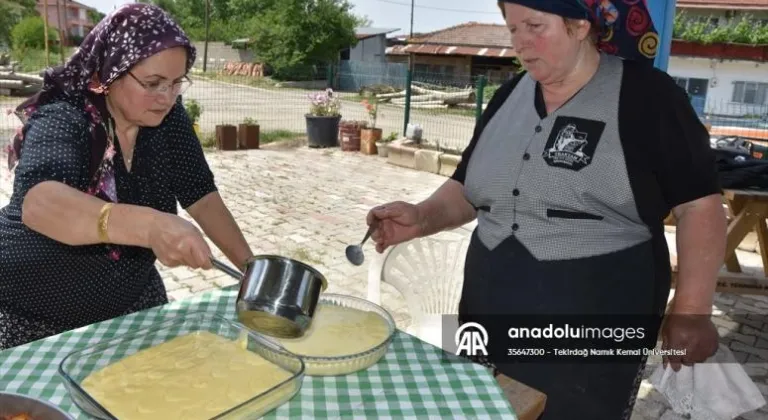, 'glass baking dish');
274,293,397,376
58,311,305,420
